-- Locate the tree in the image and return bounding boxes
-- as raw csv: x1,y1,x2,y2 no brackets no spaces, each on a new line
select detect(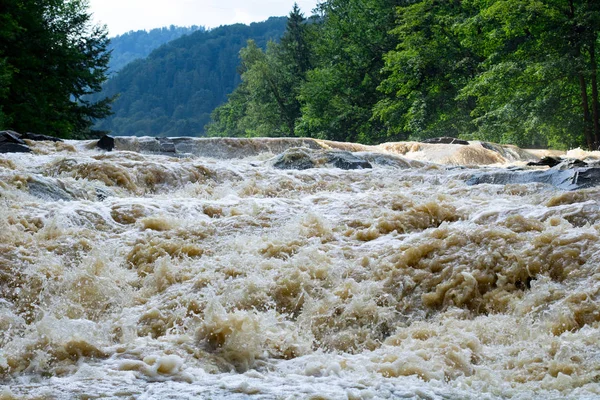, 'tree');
297,0,402,144
375,0,480,141
207,5,312,137
0,0,113,138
